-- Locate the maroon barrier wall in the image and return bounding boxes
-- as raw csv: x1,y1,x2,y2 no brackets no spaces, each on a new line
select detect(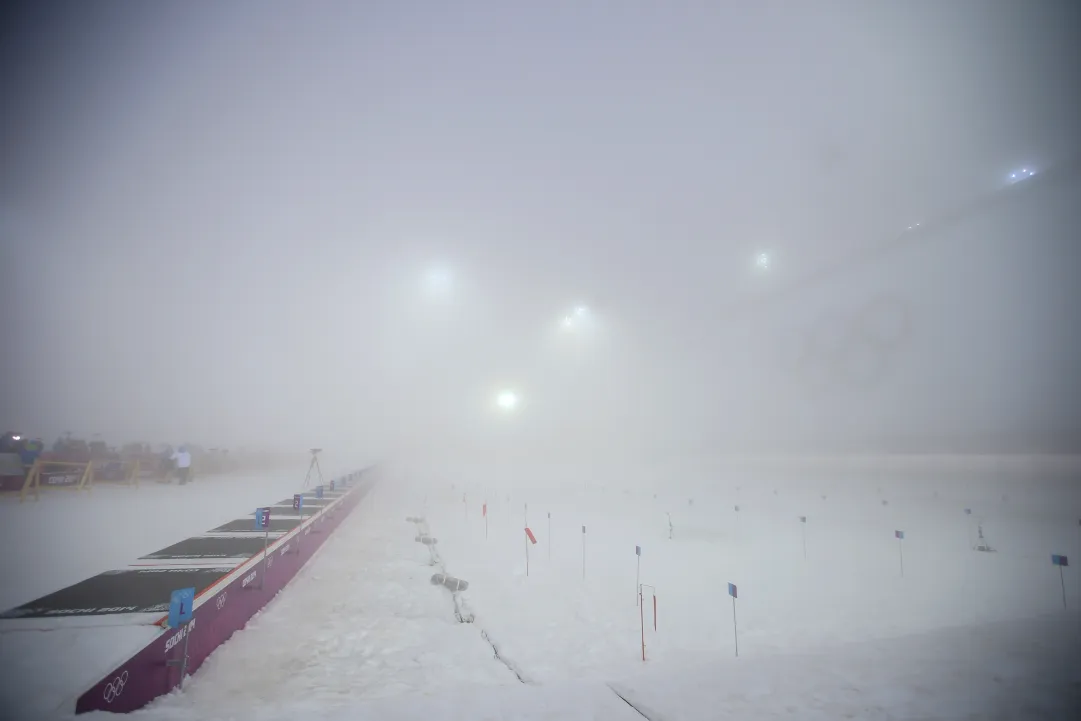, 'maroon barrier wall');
73,471,374,715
